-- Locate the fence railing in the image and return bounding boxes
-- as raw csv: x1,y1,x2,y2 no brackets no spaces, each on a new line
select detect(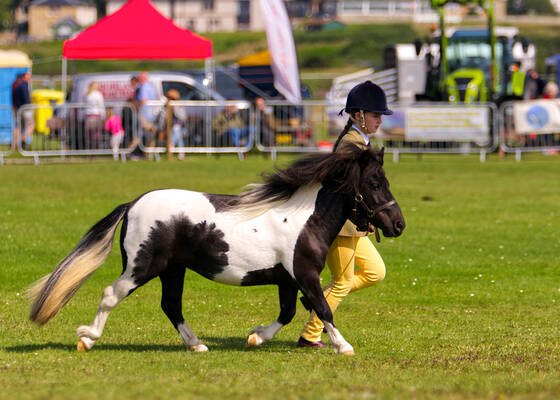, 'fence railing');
499,100,560,161
16,102,138,163
5,99,560,163
138,100,254,159
377,102,499,162
255,100,497,161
